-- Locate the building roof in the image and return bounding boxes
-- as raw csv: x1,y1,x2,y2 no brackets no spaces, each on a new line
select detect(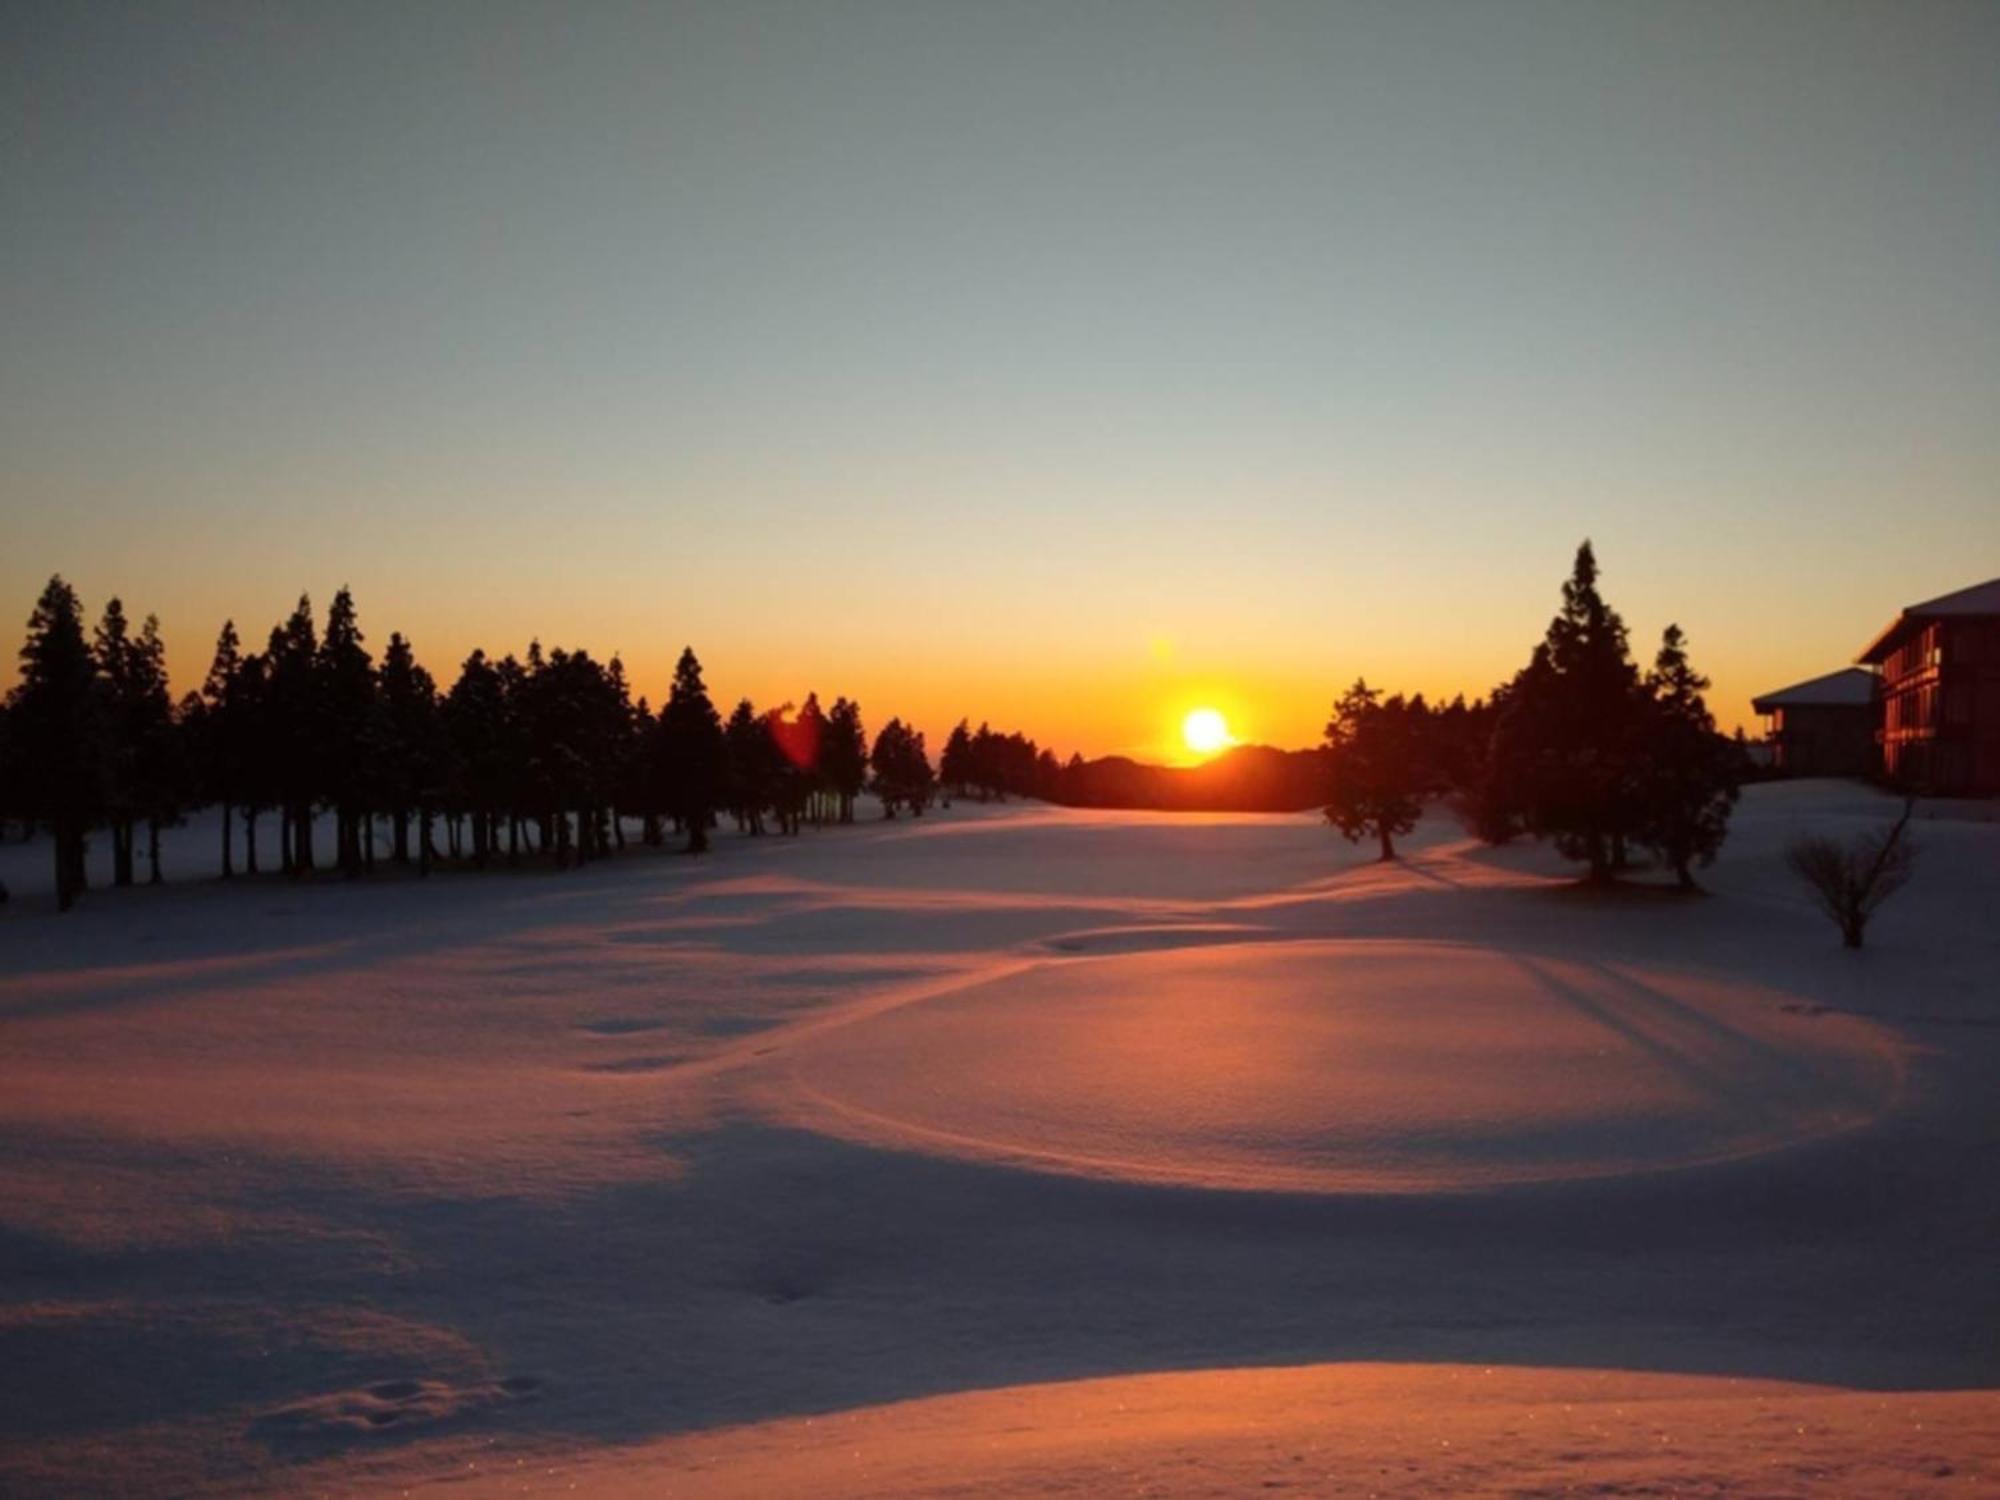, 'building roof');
1857,577,2000,664
1751,666,1880,712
